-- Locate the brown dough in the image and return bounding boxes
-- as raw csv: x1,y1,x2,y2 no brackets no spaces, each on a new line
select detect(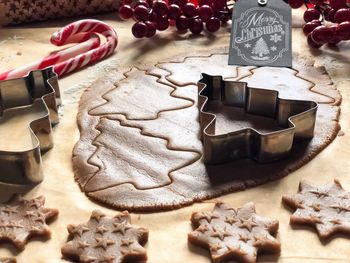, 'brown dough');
0,195,58,250
61,210,148,263
283,179,350,240
188,202,280,263
73,47,341,211
0,258,16,263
